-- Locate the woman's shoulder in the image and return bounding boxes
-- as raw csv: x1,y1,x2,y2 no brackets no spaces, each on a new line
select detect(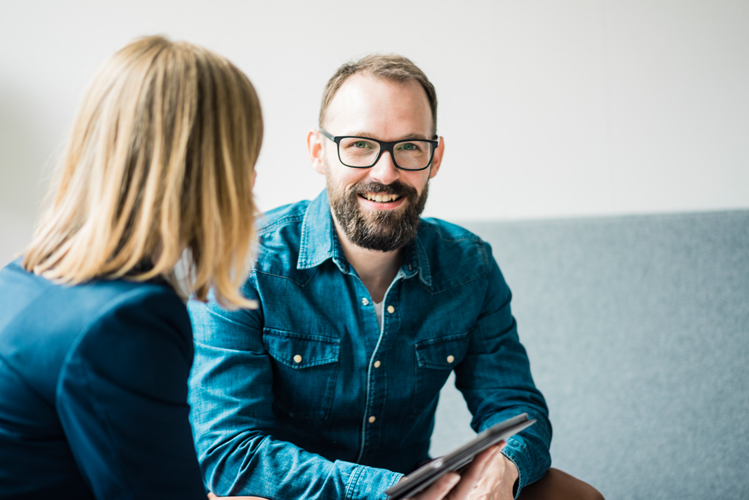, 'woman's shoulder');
0,260,190,403
0,259,186,330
